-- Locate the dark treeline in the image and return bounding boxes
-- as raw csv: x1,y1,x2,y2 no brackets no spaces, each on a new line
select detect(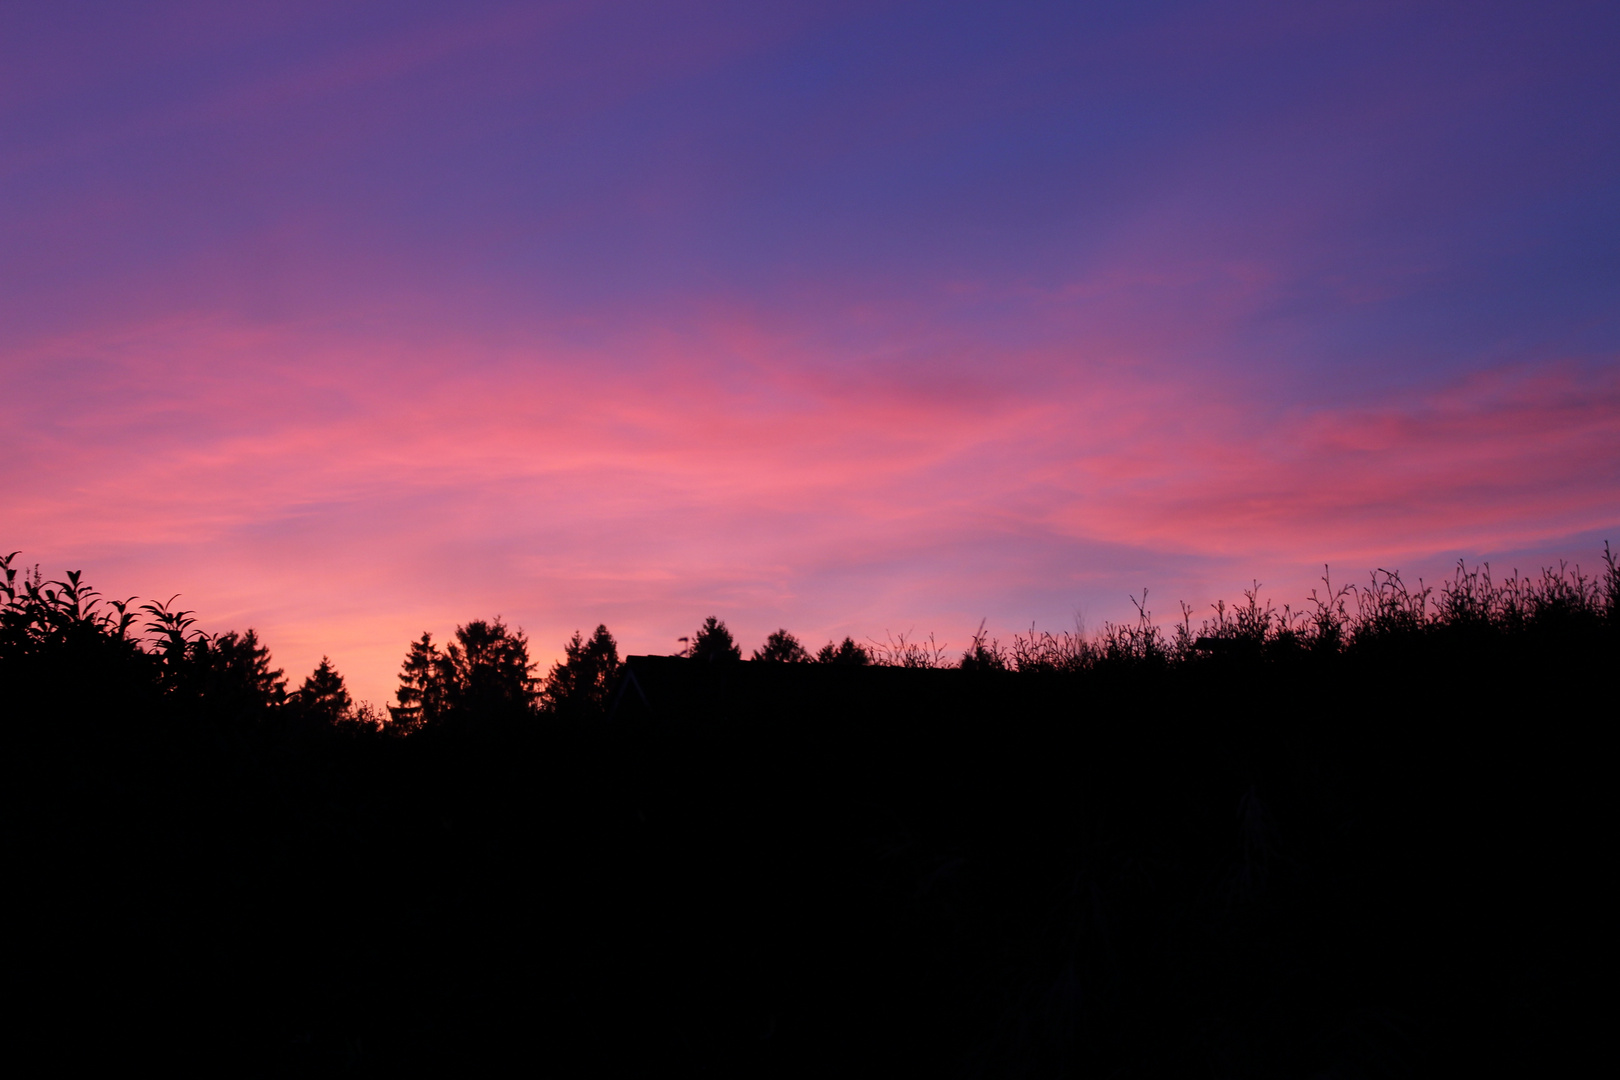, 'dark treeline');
5,549,1614,1075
